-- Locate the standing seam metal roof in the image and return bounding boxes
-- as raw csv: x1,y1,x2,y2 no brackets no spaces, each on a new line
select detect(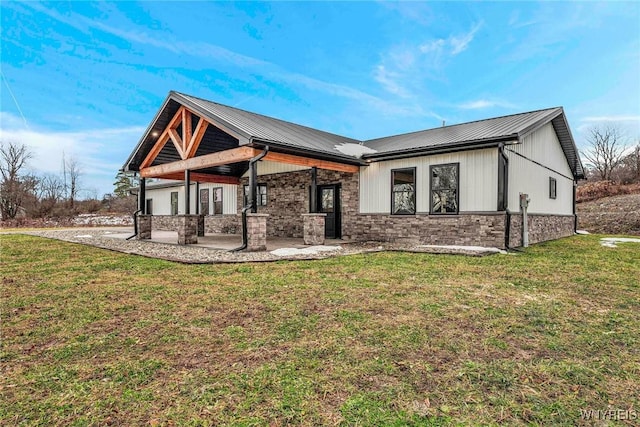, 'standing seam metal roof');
126,91,584,178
